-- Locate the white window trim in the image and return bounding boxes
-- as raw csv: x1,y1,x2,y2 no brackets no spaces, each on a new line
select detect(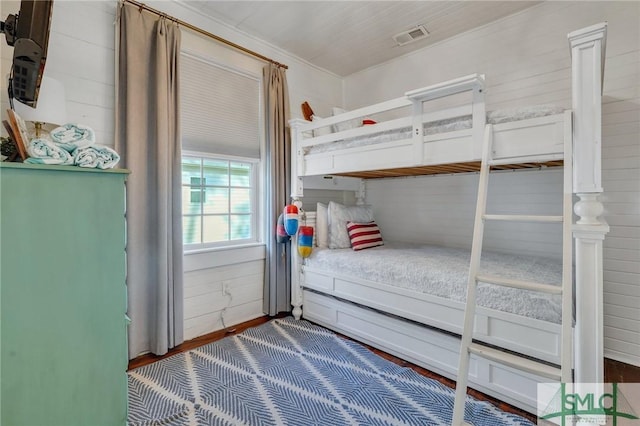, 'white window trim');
182,150,262,253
